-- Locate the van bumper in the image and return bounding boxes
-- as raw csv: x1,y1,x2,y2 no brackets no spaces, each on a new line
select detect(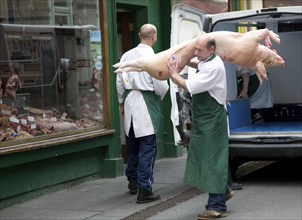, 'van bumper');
229,138,302,159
